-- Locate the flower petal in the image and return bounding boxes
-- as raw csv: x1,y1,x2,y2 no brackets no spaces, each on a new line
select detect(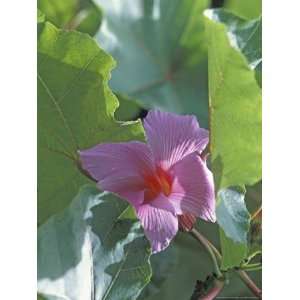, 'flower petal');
137,205,178,253
144,110,208,169
170,153,216,222
149,154,215,221
150,193,183,215
79,142,154,207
